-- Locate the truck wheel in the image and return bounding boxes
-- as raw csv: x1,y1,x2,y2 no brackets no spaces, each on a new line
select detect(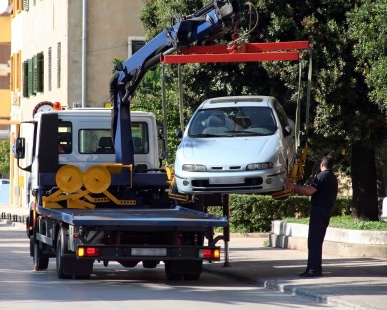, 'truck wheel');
142,260,158,269
32,237,49,271
183,273,200,281
164,261,183,280
183,260,202,280
56,229,72,279
165,260,202,281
